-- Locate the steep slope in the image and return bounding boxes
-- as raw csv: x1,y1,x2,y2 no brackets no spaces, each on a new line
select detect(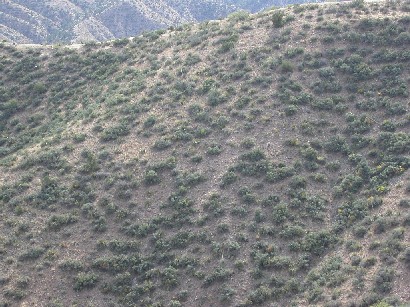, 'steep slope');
0,1,410,306
0,0,322,44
